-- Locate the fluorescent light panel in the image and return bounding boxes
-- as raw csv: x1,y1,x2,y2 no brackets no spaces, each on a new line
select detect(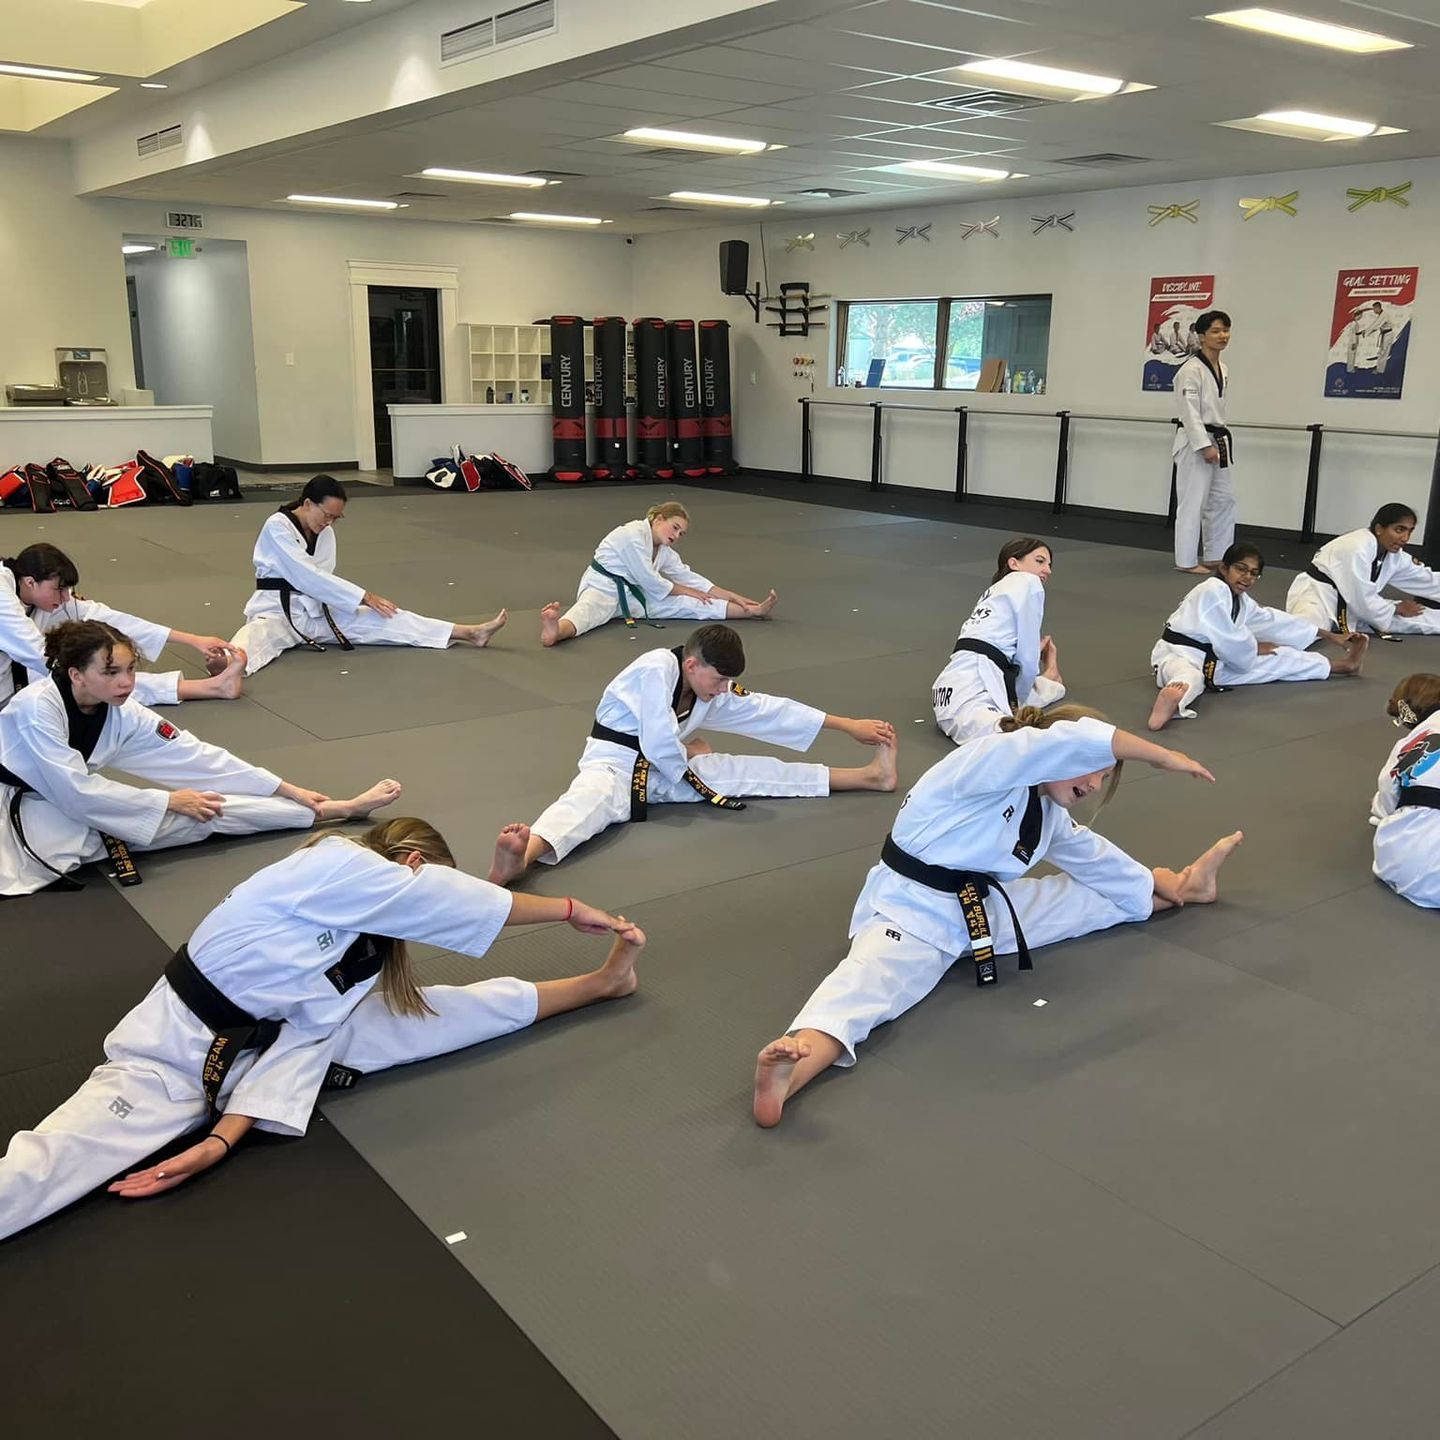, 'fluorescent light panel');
894,160,1016,181
0,61,101,82
1204,8,1411,53
420,167,549,187
623,127,769,154
668,191,772,207
1261,108,1378,136
140,82,168,90
121,244,156,254
508,212,608,224
957,57,1124,96
286,194,398,209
